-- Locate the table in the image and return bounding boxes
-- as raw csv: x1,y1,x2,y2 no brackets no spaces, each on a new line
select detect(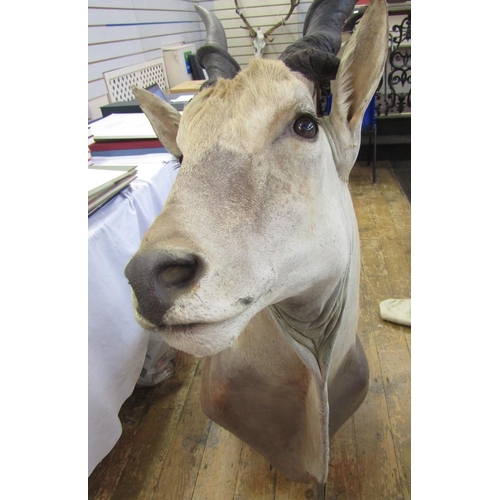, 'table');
169,79,204,93
99,92,195,117
88,152,179,475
